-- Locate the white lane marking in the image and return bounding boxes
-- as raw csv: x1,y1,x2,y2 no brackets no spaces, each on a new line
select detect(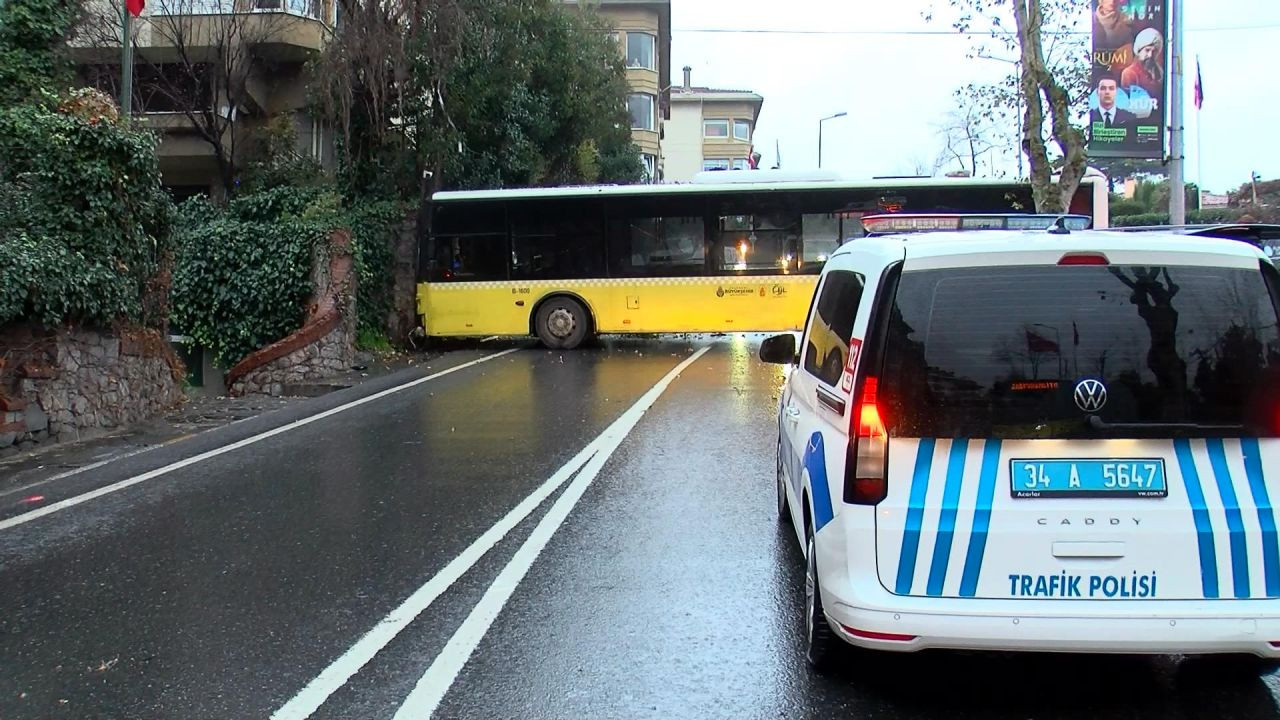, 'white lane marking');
0,453,138,500
0,349,520,533
391,346,710,720
271,437,603,720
